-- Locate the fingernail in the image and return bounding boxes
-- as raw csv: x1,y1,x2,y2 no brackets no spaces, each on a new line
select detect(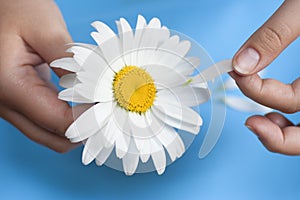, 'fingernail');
245,125,254,133
234,48,260,74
